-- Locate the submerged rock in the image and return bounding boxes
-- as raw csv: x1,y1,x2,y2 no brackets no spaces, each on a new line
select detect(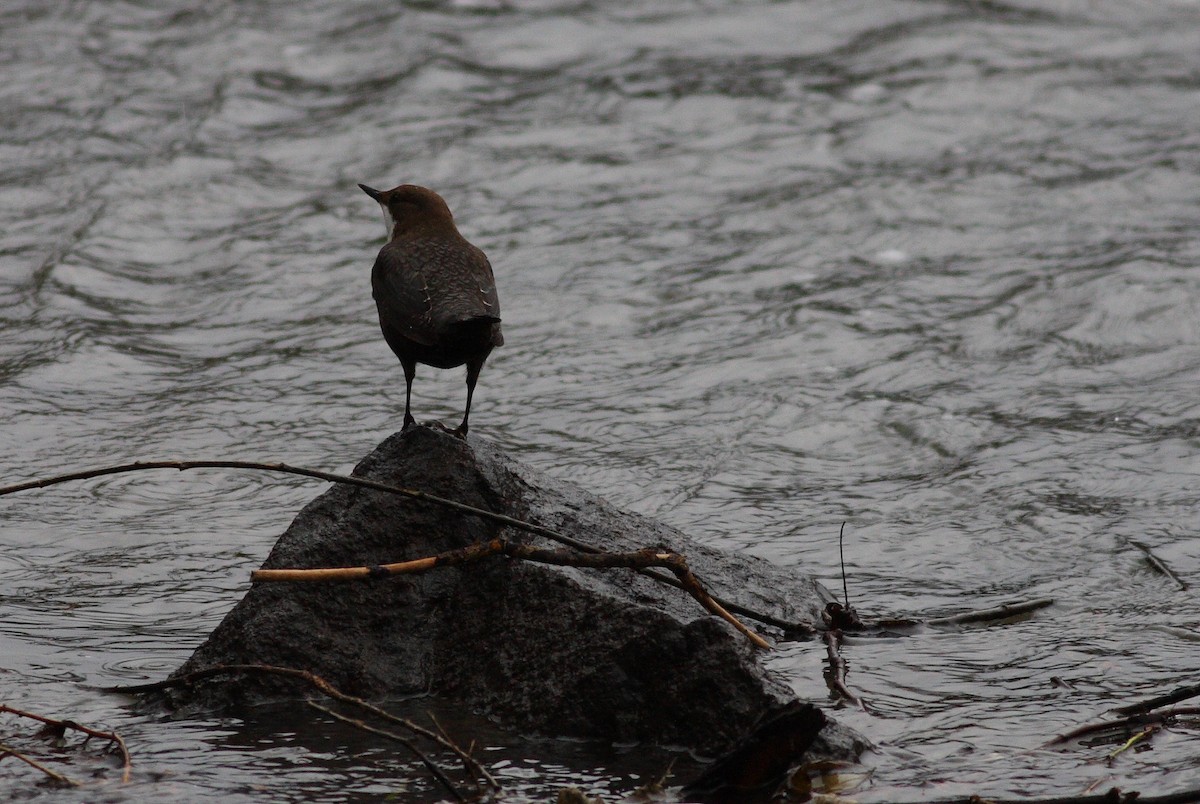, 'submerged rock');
156,425,857,760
